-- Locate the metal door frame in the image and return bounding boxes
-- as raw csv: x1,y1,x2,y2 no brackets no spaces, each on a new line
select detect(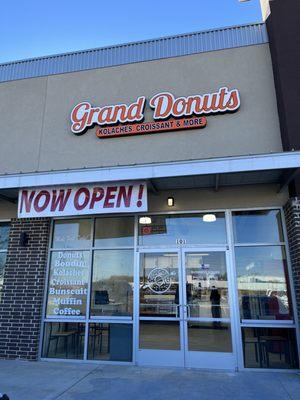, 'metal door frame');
135,248,184,366
181,246,237,369
135,246,237,369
